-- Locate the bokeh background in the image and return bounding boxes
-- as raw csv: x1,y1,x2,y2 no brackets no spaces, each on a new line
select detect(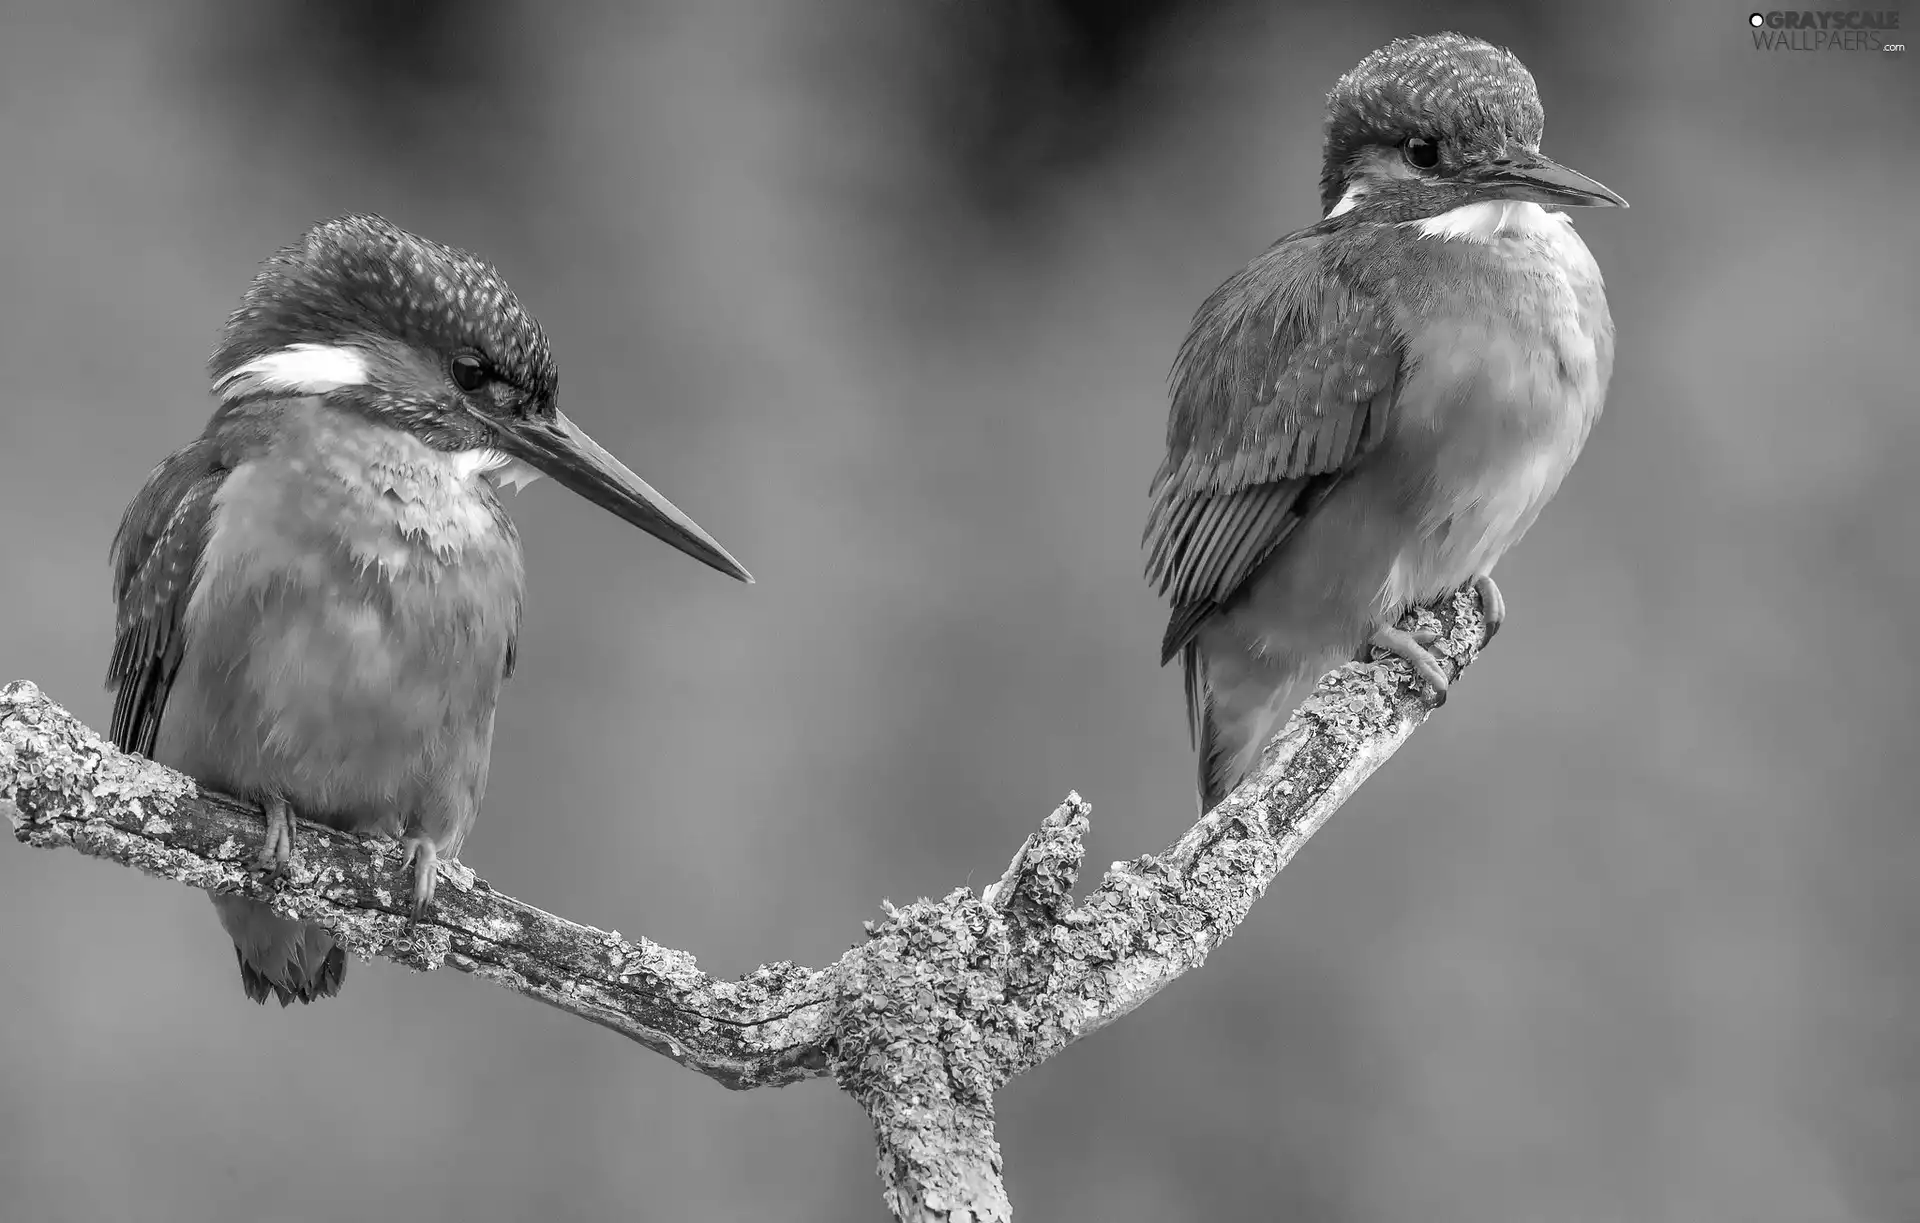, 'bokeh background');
1,0,1915,1219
